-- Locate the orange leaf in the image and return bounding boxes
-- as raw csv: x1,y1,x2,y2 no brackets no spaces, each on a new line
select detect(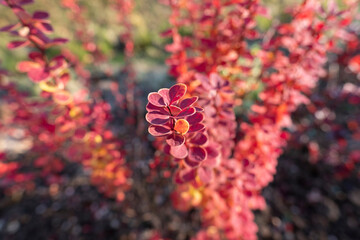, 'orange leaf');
174,119,190,135
53,90,73,105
